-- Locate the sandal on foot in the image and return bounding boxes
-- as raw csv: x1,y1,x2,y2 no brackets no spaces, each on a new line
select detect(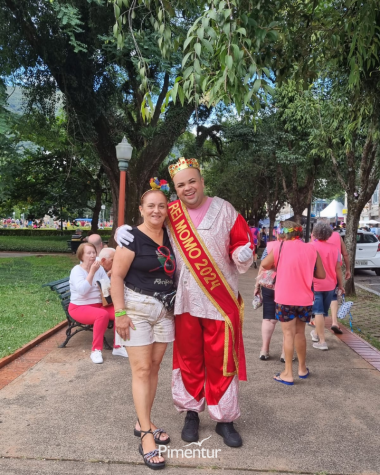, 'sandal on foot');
273,373,294,386
299,368,310,379
153,428,170,445
331,325,343,334
134,421,170,445
139,429,165,471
